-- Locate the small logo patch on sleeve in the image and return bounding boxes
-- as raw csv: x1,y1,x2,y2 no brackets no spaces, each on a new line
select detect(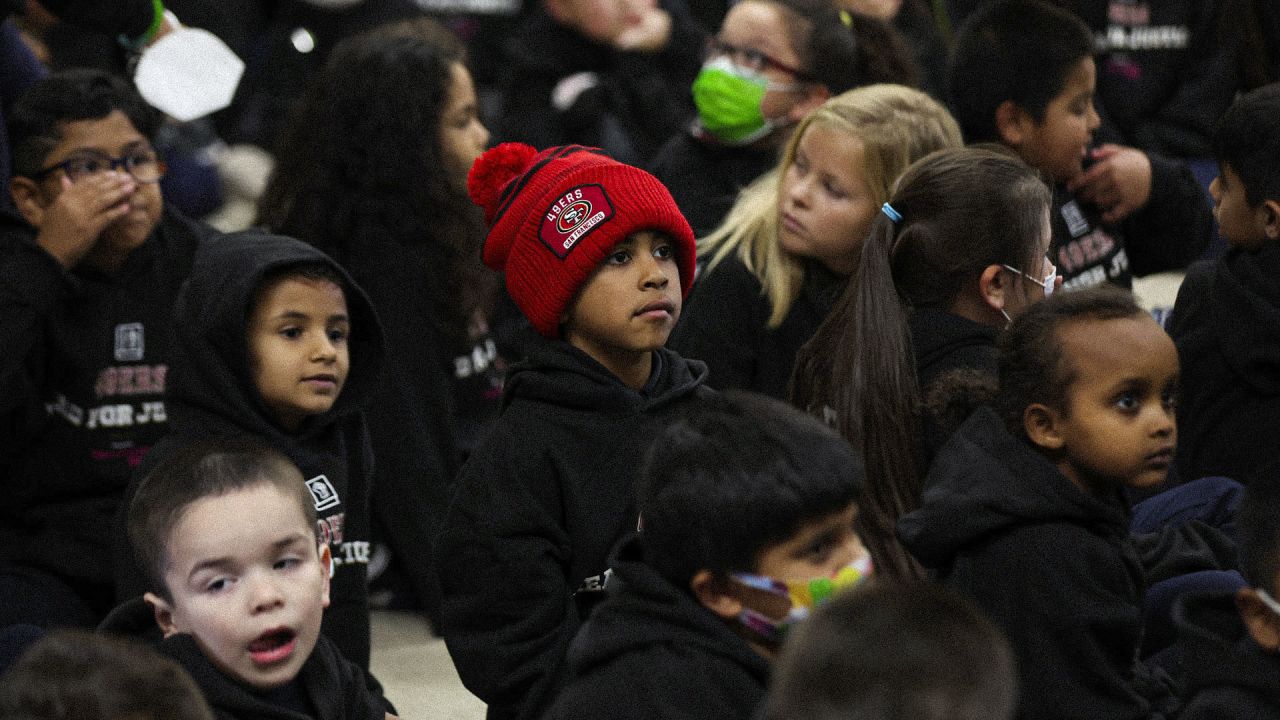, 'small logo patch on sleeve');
539,184,615,258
